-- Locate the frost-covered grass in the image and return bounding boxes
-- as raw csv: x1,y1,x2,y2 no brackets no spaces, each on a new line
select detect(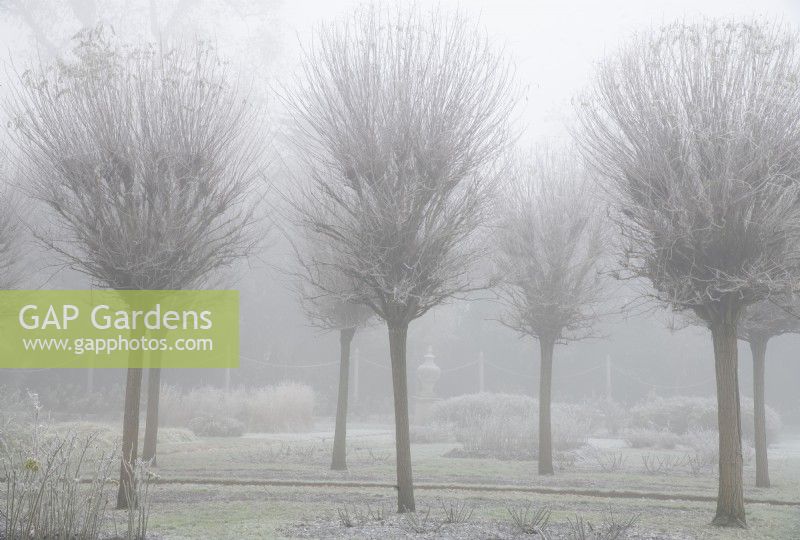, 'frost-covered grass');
128,483,800,539
142,421,800,504
9,420,799,538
